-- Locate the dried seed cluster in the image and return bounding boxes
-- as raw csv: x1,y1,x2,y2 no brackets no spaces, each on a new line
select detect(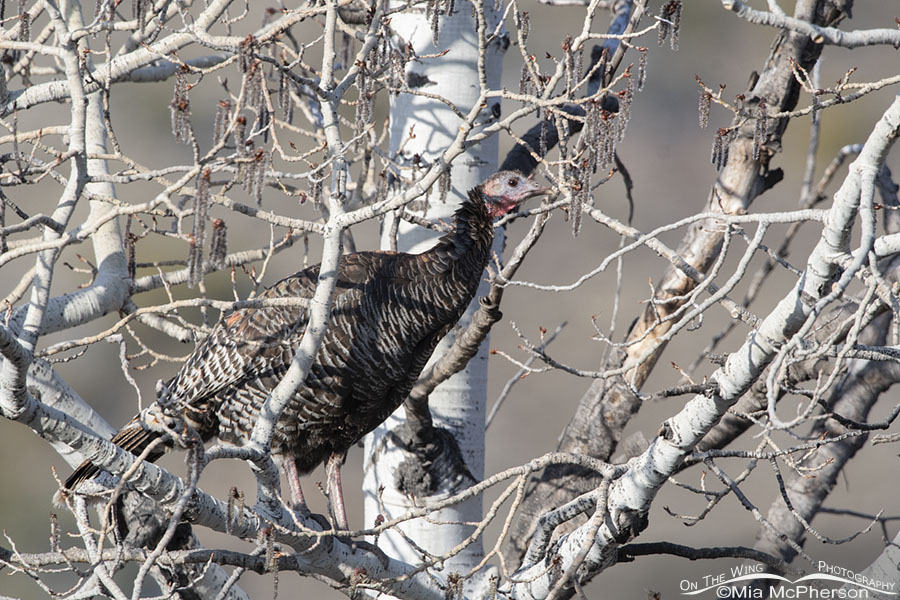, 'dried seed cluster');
234,116,248,158
711,127,736,170
210,218,228,269
426,0,455,46
389,47,409,93
584,101,623,172
752,97,768,161
658,0,683,50
133,0,149,31
699,91,711,129
437,167,451,205
126,215,137,281
308,164,323,207
637,47,648,91
563,35,584,96
170,67,192,144
278,61,294,123
188,169,212,287
213,100,233,146
355,64,376,148
18,0,29,43
240,149,268,205
238,35,256,73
